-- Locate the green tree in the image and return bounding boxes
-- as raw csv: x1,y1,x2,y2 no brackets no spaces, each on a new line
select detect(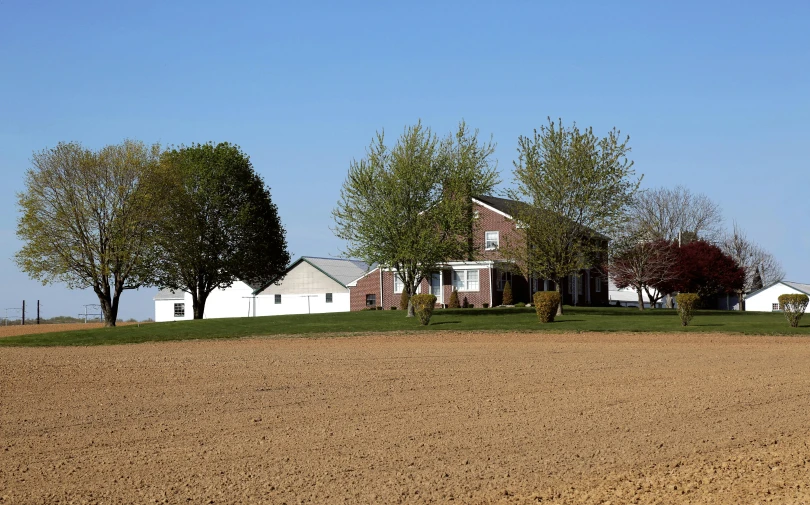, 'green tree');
154,142,290,319
505,118,641,315
16,140,165,326
332,121,498,317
